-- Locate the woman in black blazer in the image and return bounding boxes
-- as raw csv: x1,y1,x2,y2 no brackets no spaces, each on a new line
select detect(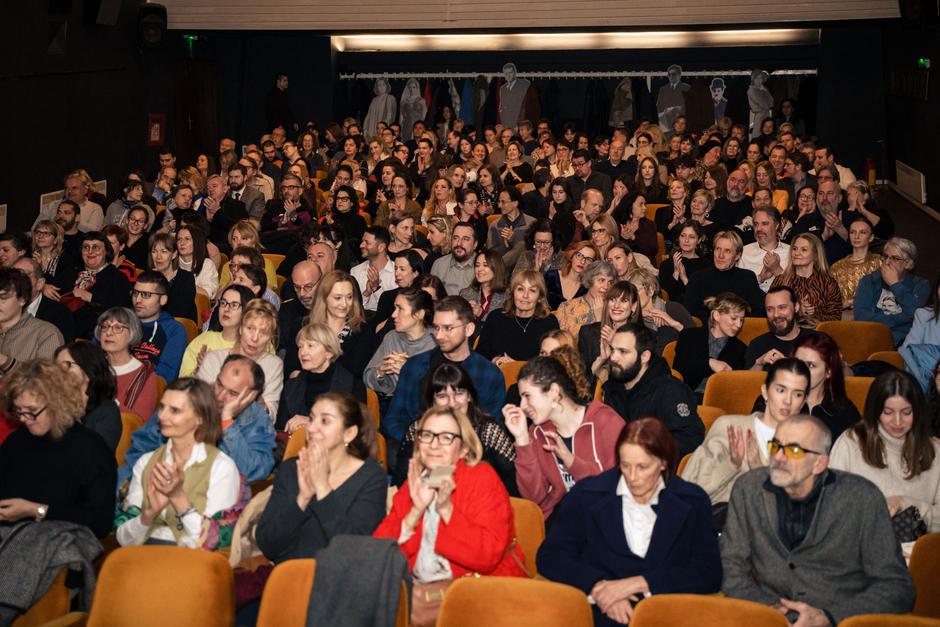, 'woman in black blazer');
672,292,749,394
